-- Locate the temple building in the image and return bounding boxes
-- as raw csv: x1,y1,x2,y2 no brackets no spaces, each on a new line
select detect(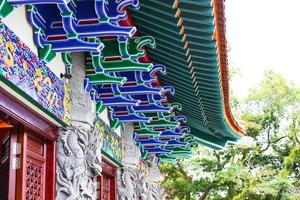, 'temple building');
0,0,244,199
